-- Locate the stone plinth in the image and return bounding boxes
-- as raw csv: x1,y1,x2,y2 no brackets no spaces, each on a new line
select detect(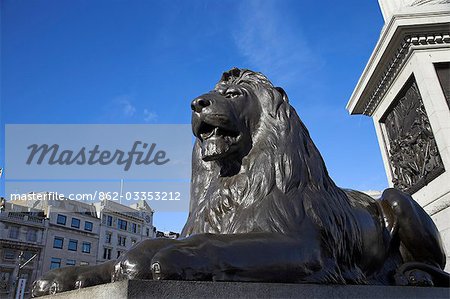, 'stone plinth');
347,2,450,271
41,280,450,299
